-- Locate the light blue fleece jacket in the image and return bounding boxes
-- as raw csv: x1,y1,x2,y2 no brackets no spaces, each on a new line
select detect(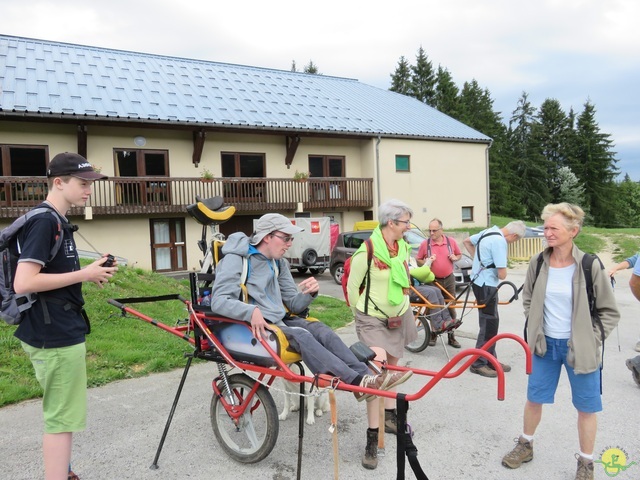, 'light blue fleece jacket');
209,232,315,326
